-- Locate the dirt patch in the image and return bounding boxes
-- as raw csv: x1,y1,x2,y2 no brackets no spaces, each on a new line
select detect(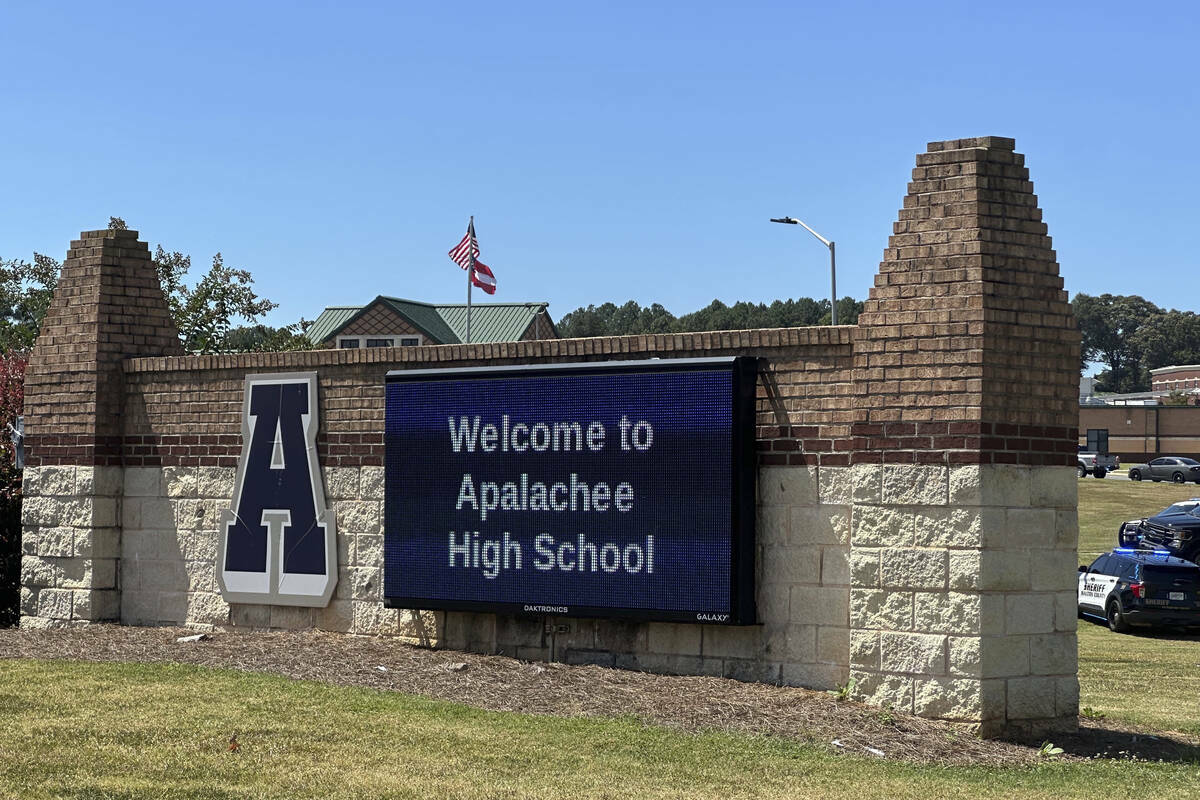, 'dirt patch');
2,625,1197,767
